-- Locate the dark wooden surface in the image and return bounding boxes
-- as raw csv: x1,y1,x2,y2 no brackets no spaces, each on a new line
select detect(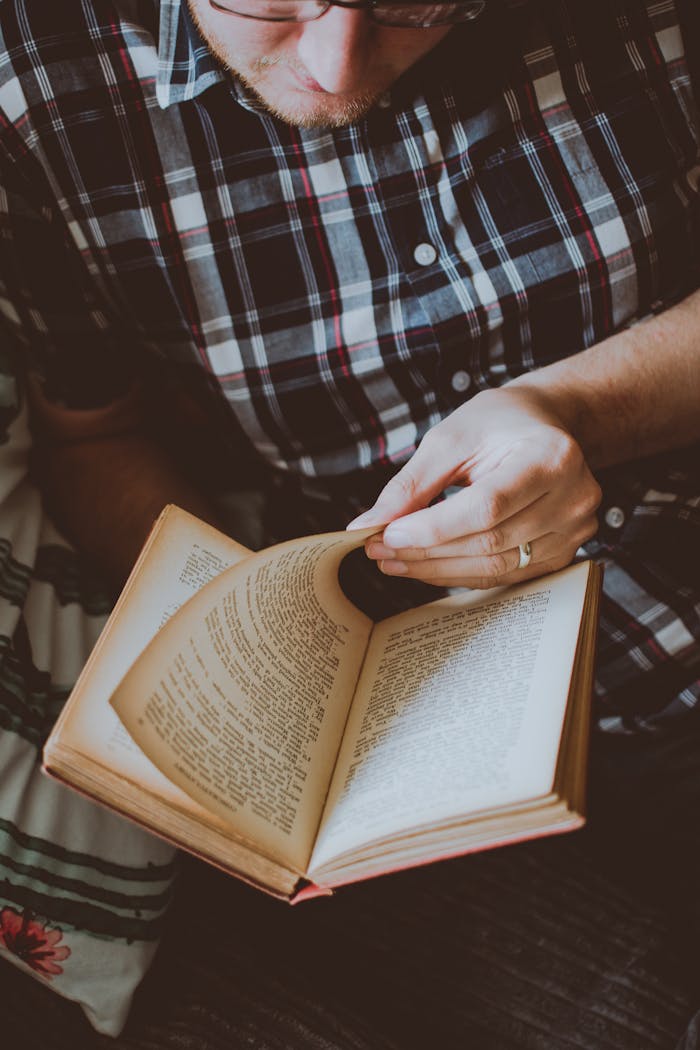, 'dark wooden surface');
4,825,699,1050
